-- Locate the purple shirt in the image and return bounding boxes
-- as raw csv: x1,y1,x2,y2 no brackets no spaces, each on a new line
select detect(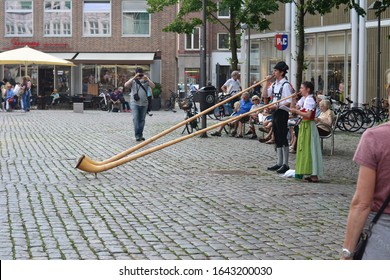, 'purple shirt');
353,122,390,214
